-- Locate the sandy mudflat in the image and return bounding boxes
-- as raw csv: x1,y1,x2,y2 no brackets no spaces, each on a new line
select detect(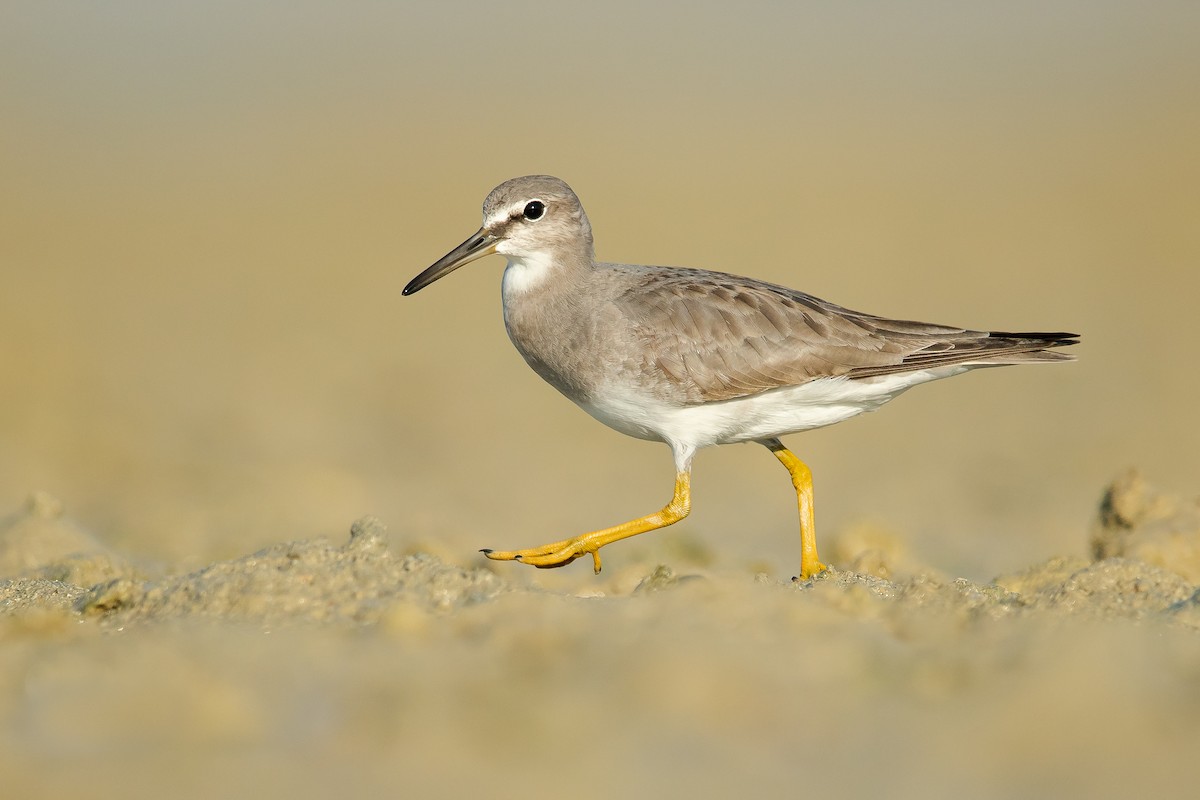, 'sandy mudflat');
2,473,1199,800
